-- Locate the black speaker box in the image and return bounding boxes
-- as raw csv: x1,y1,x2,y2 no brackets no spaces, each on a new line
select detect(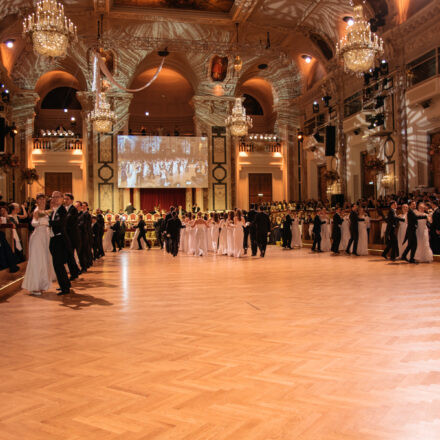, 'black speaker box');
325,125,336,156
